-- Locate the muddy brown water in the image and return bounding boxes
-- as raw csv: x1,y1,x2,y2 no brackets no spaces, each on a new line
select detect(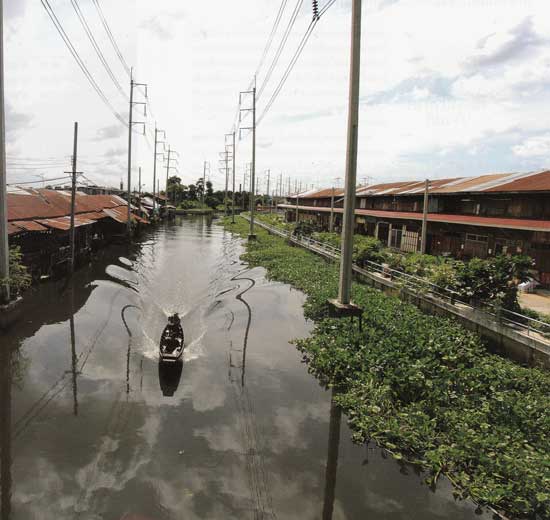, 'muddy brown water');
0,216,493,519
